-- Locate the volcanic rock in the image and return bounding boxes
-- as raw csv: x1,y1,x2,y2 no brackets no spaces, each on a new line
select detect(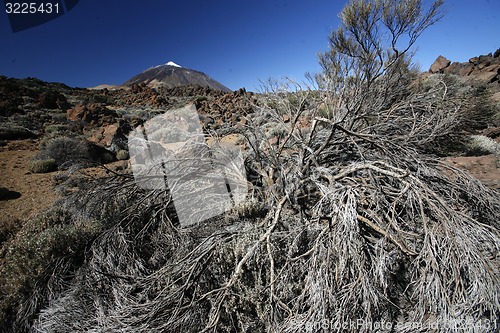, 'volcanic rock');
444,62,474,77
429,55,451,73
195,88,256,130
473,64,500,83
88,119,132,151
67,104,117,126
36,90,69,110
117,83,168,107
469,57,480,65
434,49,500,85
